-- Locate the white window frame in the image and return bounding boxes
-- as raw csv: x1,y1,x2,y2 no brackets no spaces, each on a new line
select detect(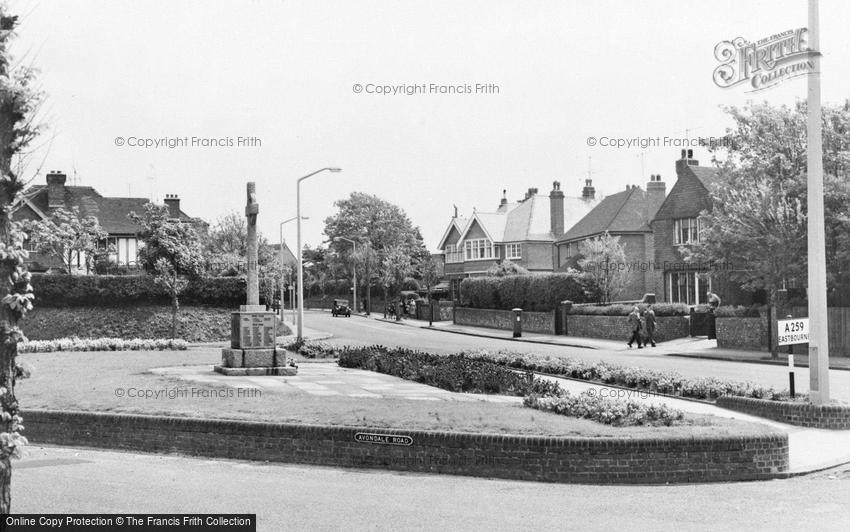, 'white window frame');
674,218,701,245
445,244,463,264
463,239,494,261
505,243,522,260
